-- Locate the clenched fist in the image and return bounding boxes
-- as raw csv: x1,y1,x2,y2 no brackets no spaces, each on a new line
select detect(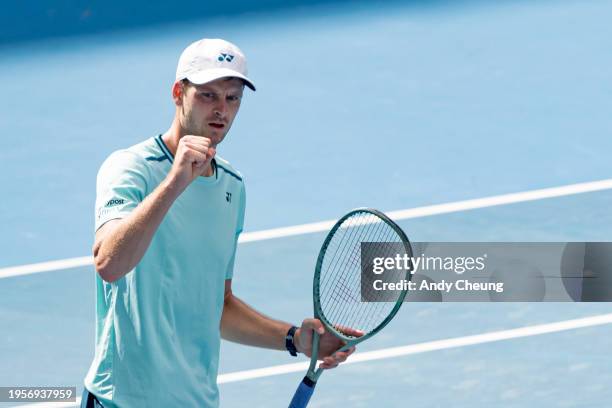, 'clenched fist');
168,135,216,191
